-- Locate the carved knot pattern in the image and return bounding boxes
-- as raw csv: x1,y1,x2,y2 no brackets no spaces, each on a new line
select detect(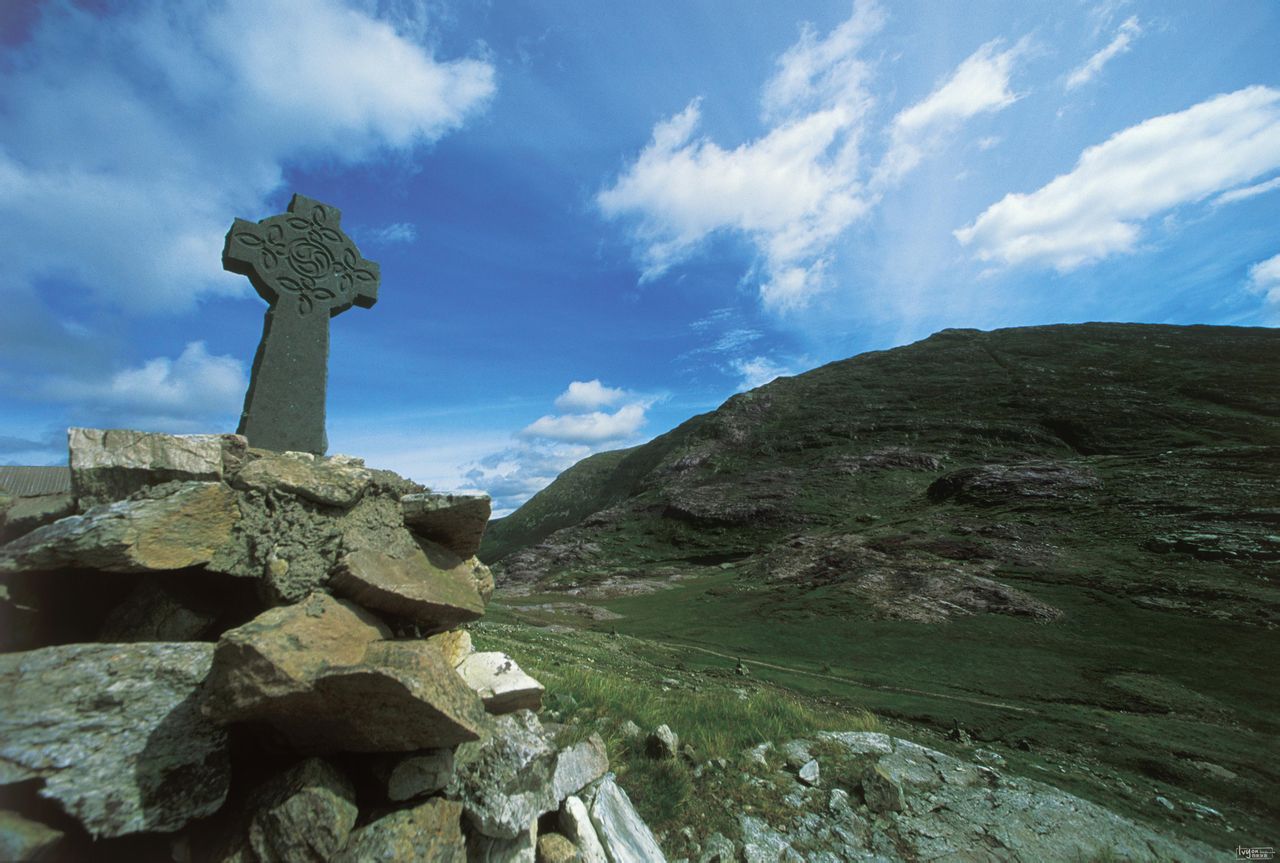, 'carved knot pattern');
223,196,379,317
